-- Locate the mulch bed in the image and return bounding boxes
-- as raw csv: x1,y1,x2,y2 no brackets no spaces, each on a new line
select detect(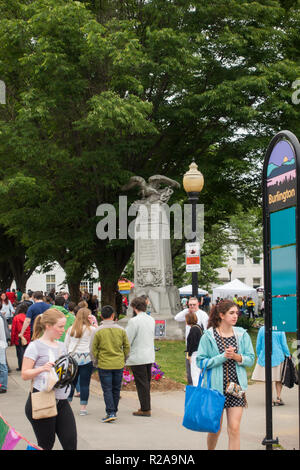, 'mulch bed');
92,372,184,392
